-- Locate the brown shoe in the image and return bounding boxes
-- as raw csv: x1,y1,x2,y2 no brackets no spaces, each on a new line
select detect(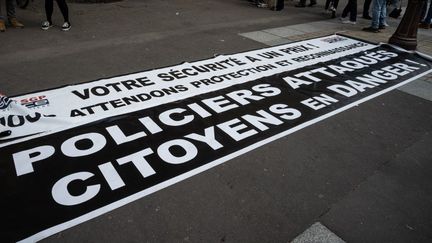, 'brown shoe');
418,22,430,29
0,20,5,32
9,18,24,28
